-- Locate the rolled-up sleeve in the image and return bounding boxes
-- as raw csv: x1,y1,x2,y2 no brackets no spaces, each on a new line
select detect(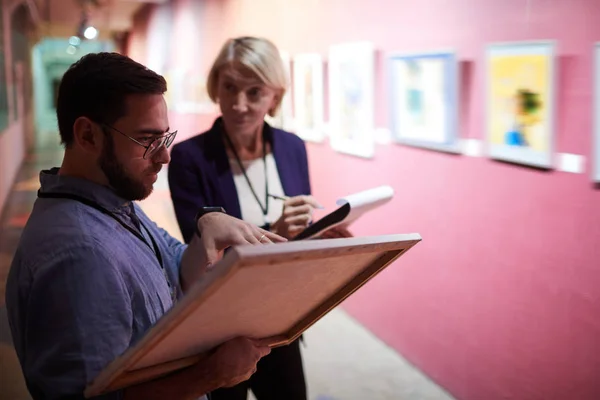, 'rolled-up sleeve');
19,243,132,399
